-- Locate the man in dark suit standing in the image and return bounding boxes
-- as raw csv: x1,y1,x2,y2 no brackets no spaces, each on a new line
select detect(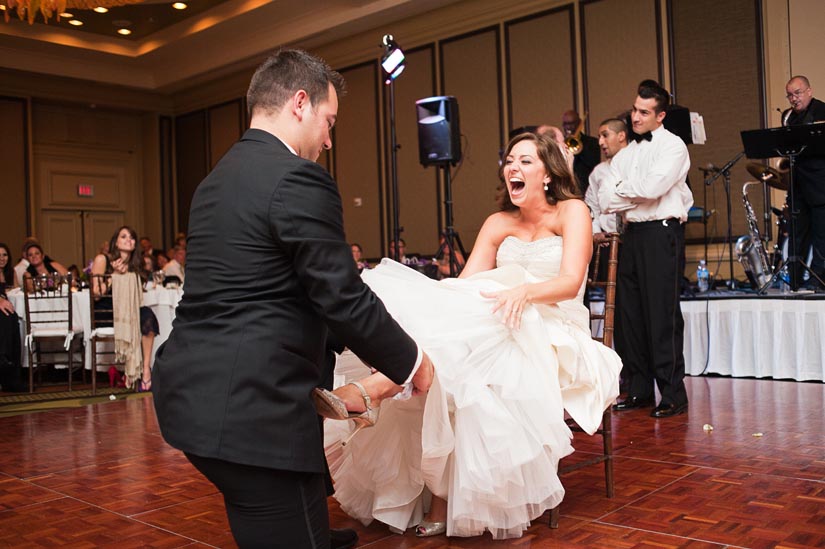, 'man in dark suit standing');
561,109,601,195
153,49,434,548
782,75,825,290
